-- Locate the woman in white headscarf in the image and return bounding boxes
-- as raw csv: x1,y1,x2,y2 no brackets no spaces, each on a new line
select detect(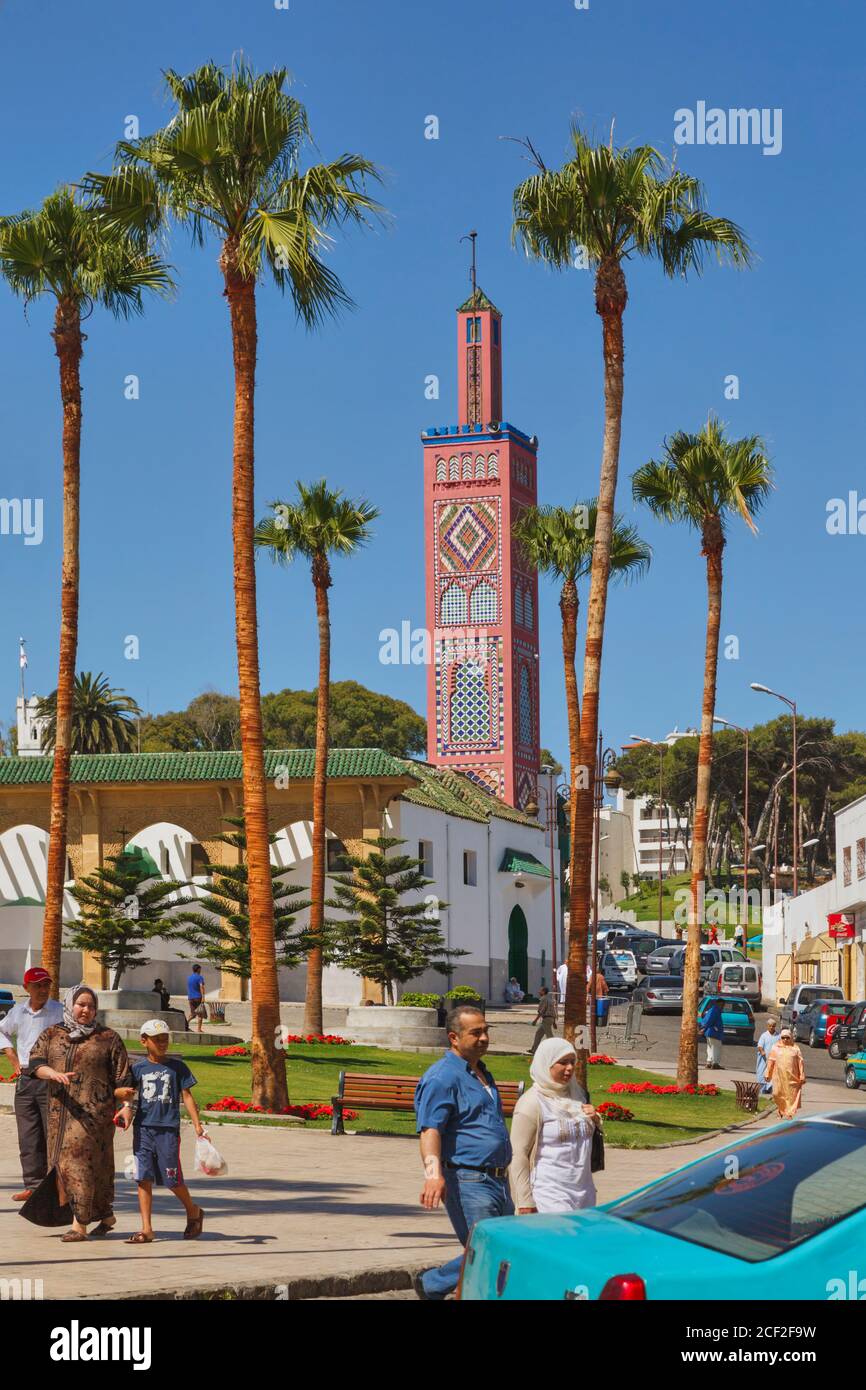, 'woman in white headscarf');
509,1037,601,1214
